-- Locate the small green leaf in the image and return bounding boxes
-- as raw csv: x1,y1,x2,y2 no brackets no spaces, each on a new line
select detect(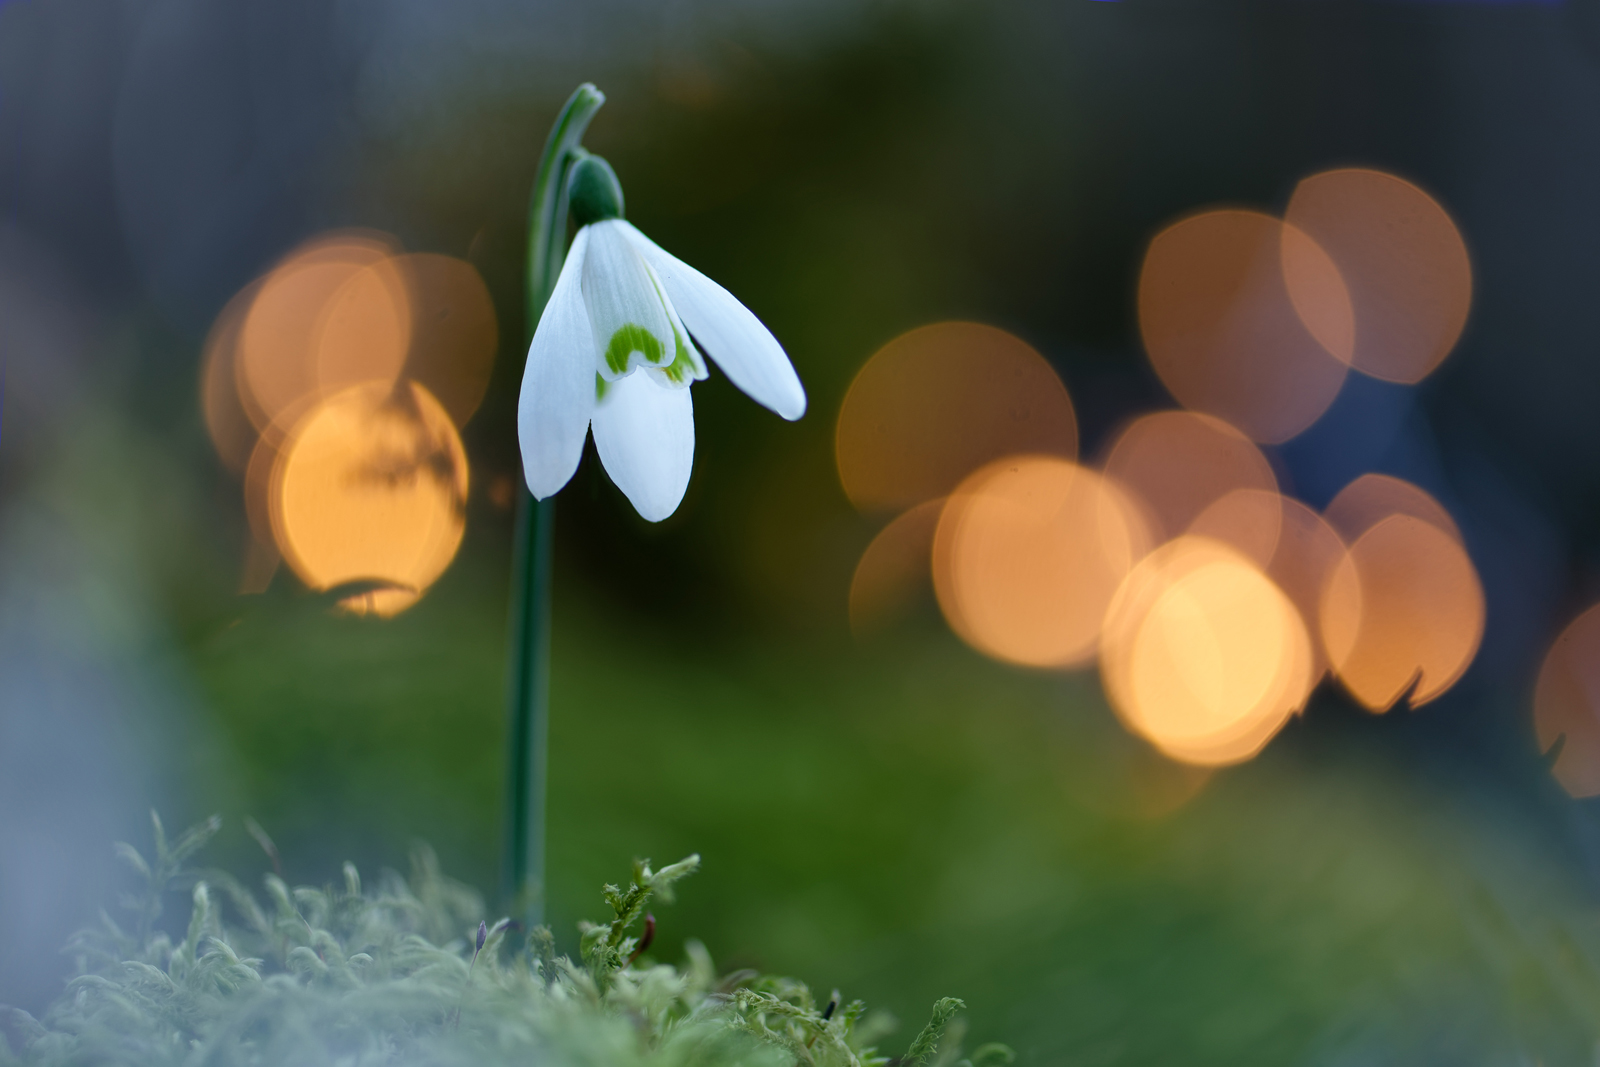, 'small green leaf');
166,815,222,869
113,843,151,881
904,998,965,1067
